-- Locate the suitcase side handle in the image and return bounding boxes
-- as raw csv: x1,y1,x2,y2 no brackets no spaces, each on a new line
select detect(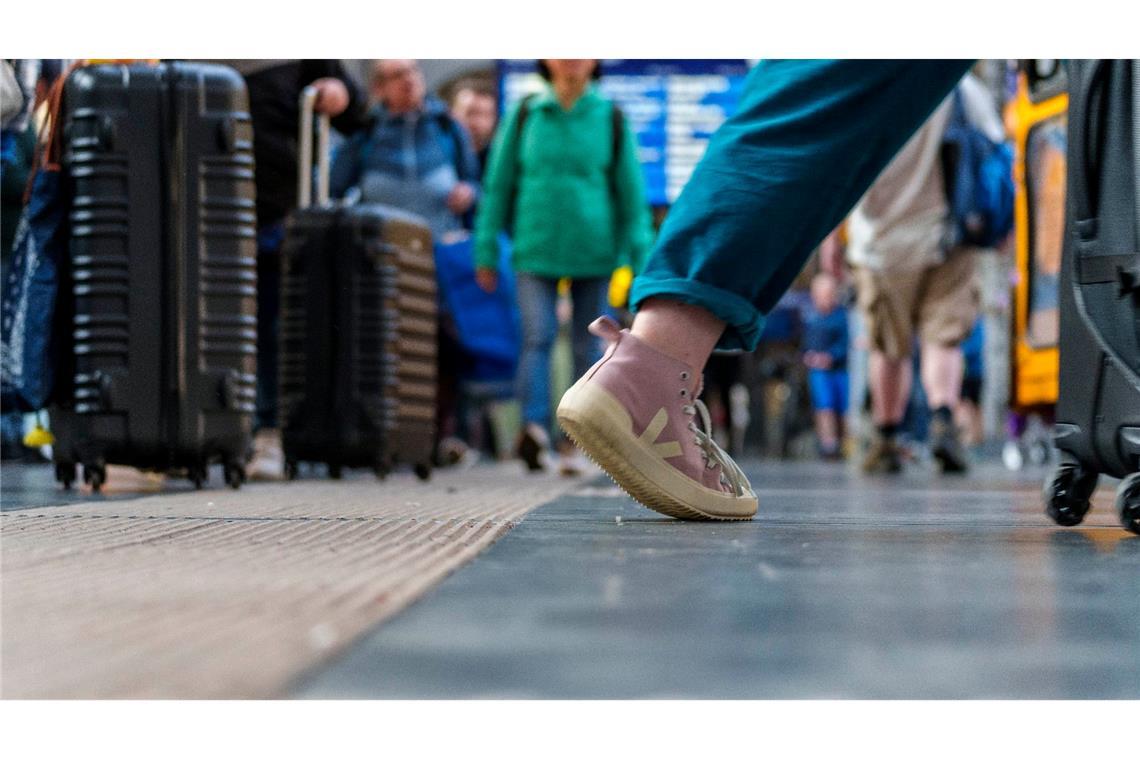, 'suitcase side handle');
1067,59,1111,230
298,85,331,209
